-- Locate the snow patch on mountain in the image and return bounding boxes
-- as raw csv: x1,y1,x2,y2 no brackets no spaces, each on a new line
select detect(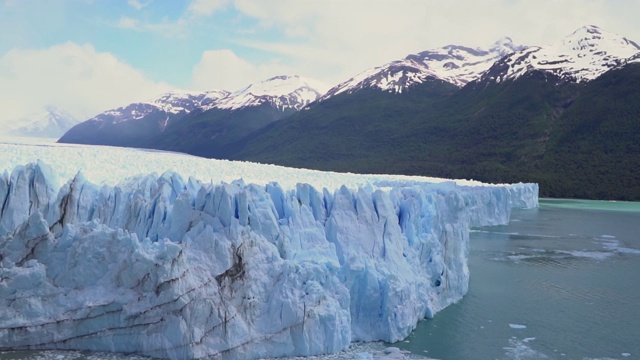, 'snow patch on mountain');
626,52,640,64
320,38,525,100
94,89,230,127
80,75,327,129
150,89,231,114
482,25,640,83
215,75,330,111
